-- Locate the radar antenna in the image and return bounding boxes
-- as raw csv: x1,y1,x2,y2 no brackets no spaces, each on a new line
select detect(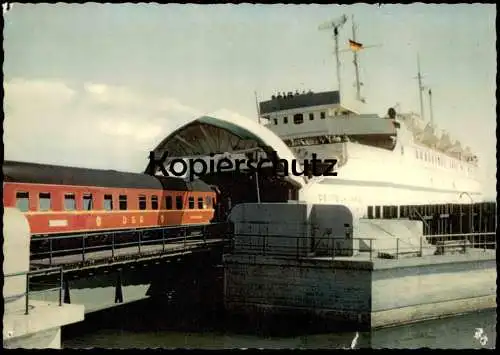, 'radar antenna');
319,14,348,98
